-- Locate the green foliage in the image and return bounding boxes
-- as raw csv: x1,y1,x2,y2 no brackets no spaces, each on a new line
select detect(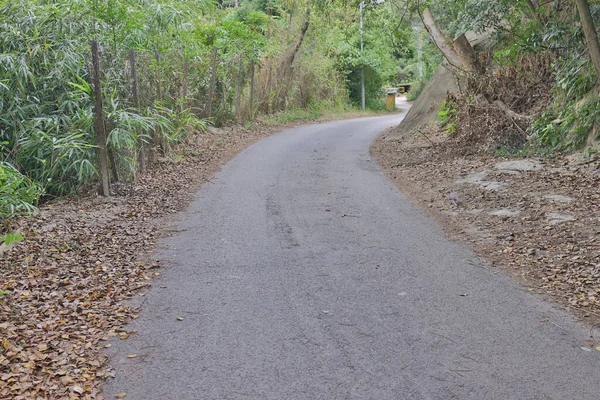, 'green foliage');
437,99,458,133
526,3,600,152
259,99,356,125
0,0,421,217
316,1,417,109
0,162,42,217
0,232,24,246
428,0,528,38
417,0,600,153
531,97,600,151
406,82,423,101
